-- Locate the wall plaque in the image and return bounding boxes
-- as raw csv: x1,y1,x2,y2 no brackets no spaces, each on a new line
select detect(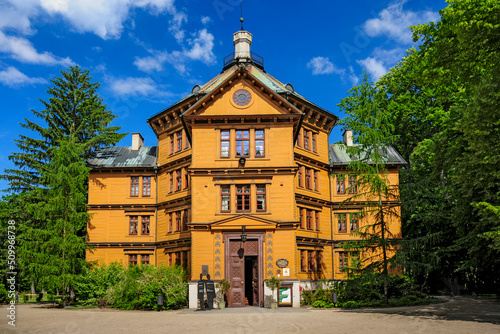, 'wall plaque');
276,258,288,268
